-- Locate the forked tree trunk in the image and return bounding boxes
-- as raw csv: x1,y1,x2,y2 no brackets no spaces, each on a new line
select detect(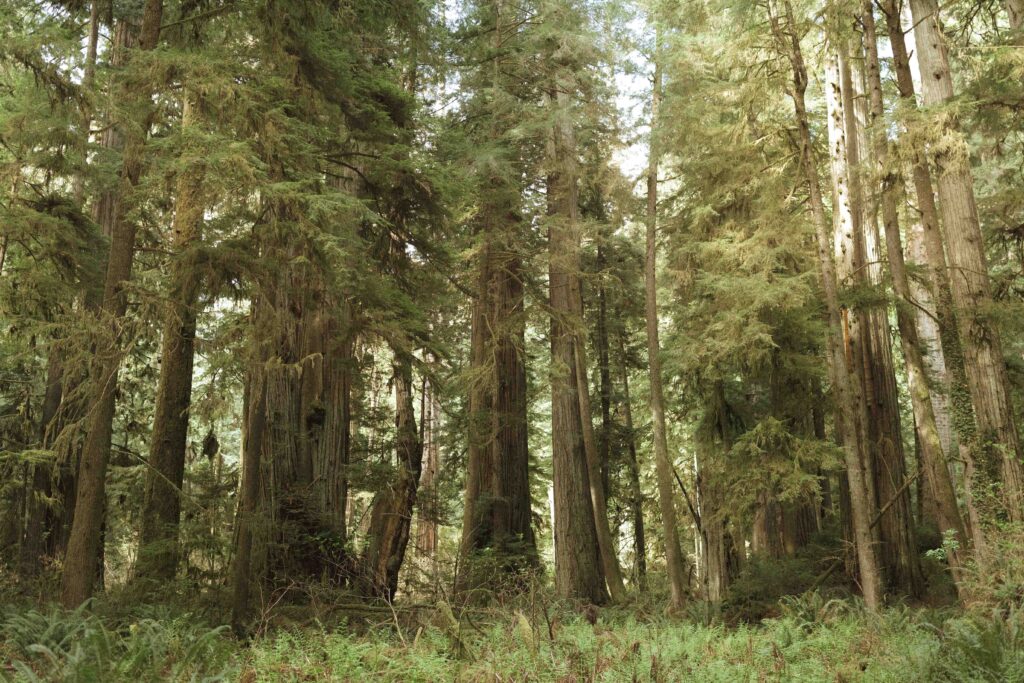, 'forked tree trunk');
644,53,689,610
61,0,165,609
